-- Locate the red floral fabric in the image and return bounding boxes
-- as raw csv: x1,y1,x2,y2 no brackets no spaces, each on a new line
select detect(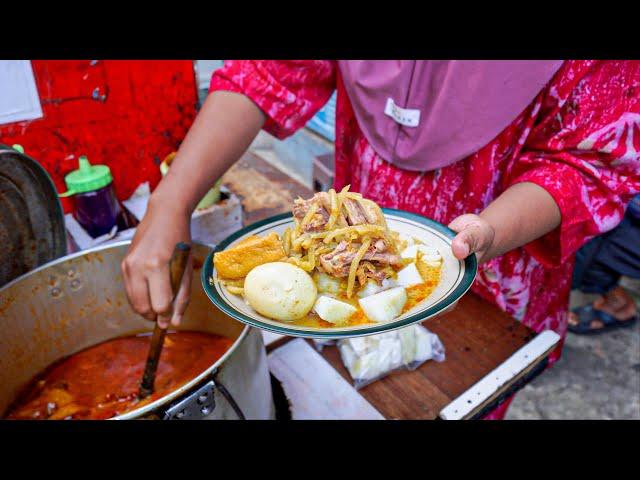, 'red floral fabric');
211,60,640,419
